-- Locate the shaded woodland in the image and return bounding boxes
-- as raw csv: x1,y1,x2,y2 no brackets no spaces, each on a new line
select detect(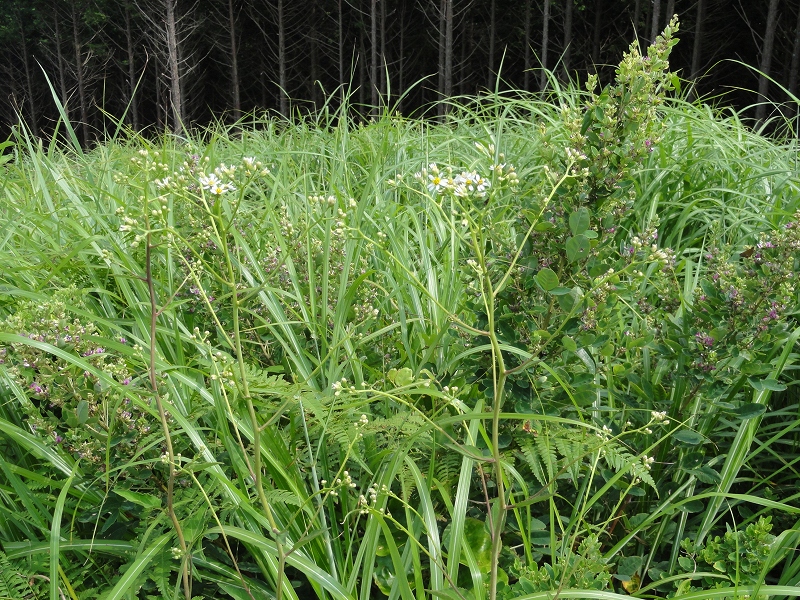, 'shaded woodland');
1,0,799,142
